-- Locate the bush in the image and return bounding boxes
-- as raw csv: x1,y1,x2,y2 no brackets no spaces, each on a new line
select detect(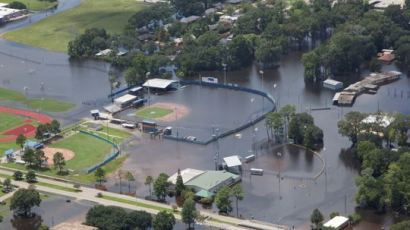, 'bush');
8,1,27,9
348,213,362,225
13,171,23,181
329,212,340,219
96,193,103,198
